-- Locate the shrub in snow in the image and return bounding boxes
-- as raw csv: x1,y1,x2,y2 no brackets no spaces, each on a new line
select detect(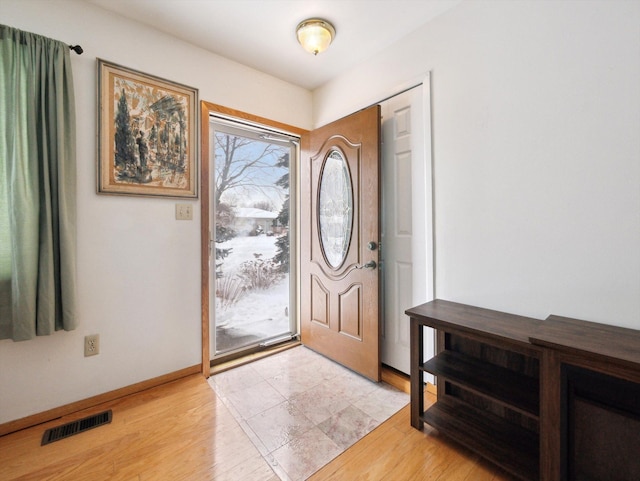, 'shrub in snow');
216,275,246,308
239,257,284,290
